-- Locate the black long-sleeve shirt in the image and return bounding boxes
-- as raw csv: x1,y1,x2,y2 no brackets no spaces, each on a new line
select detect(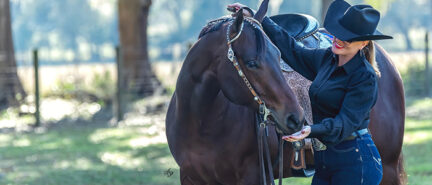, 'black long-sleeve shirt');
262,17,378,146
